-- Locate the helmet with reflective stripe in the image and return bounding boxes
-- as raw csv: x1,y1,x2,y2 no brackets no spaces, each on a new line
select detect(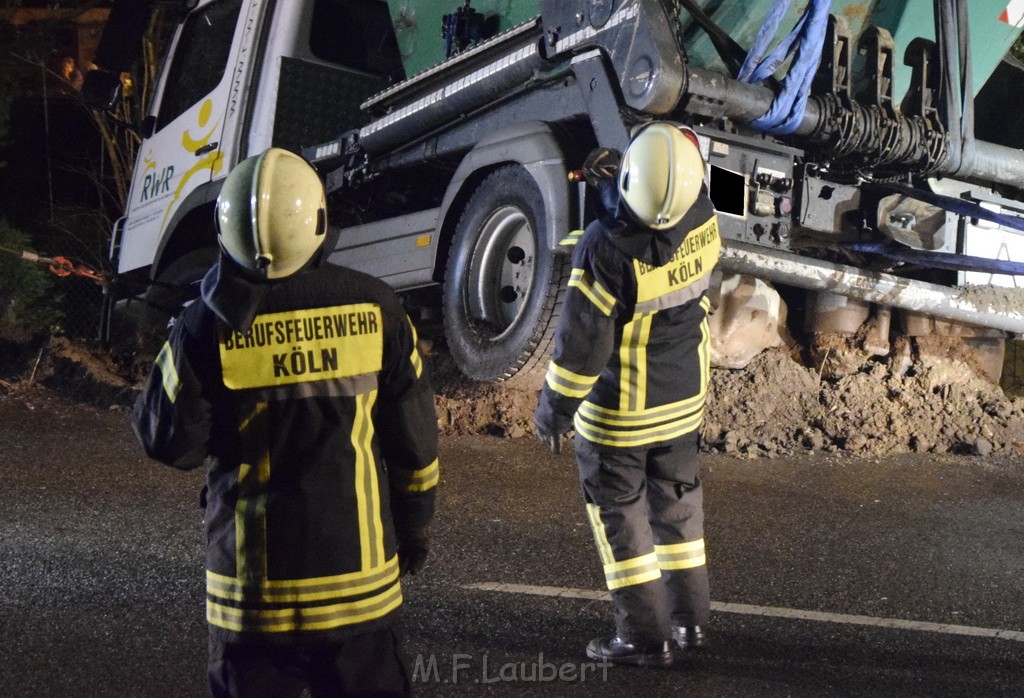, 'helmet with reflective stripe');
618,122,704,230
216,147,327,280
